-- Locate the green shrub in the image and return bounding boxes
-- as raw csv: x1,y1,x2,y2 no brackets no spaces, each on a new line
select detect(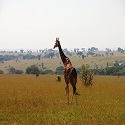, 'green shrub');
55,66,64,75
26,65,40,75
80,64,93,86
0,70,4,74
8,67,23,74
40,69,54,74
